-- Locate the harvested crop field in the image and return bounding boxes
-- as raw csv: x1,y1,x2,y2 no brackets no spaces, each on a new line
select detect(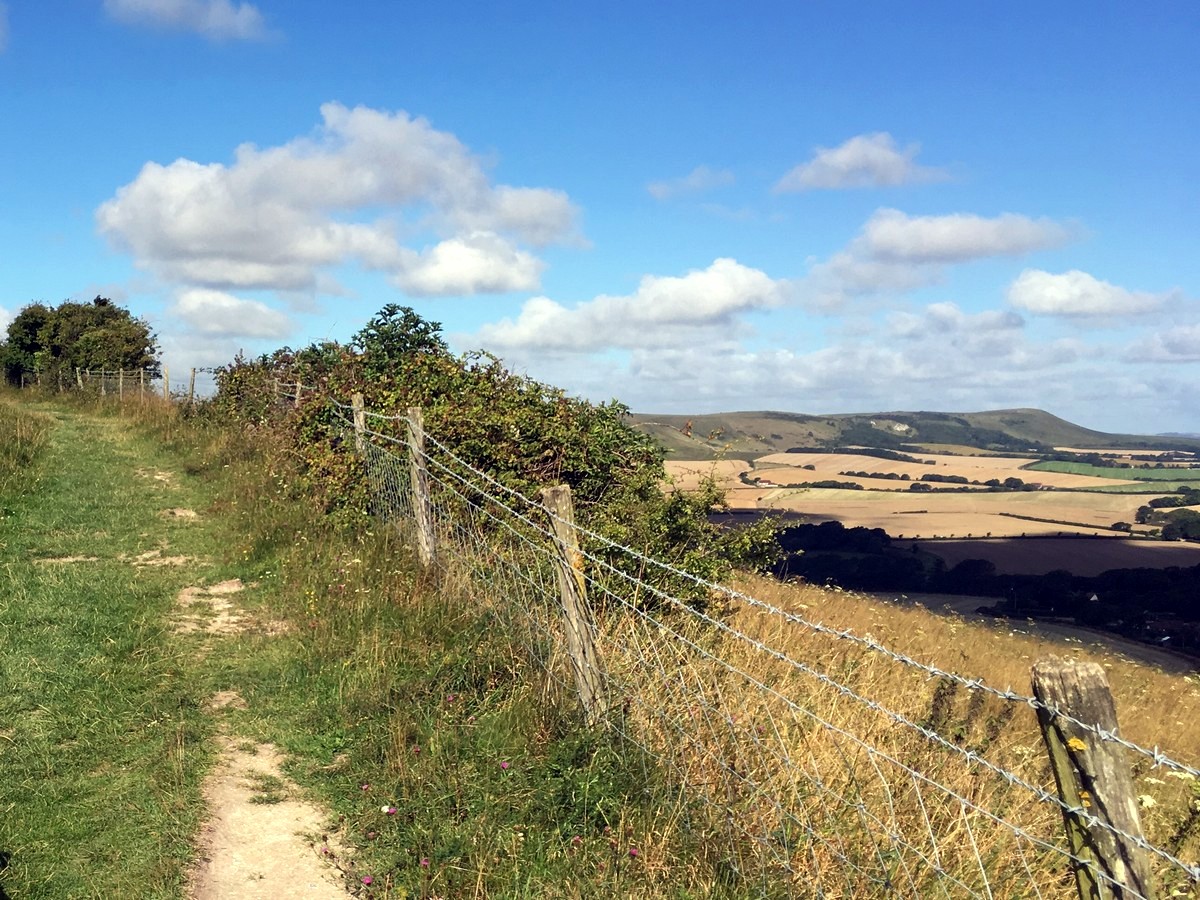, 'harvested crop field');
914,536,1200,576
664,459,752,490
749,452,1137,490
731,487,1152,538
